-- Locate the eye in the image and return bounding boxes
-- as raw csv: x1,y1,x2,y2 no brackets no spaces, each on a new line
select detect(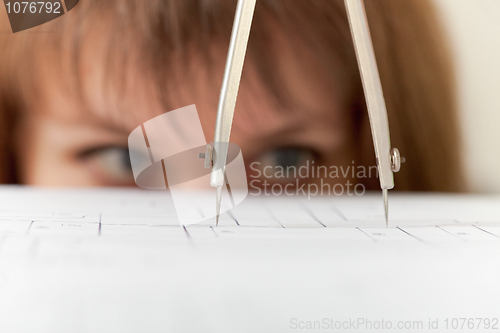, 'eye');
262,147,314,168
250,147,316,181
79,146,135,185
